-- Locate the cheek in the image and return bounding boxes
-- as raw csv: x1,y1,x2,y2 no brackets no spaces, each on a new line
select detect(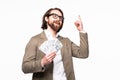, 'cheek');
48,20,52,24
49,19,55,22
60,22,63,25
